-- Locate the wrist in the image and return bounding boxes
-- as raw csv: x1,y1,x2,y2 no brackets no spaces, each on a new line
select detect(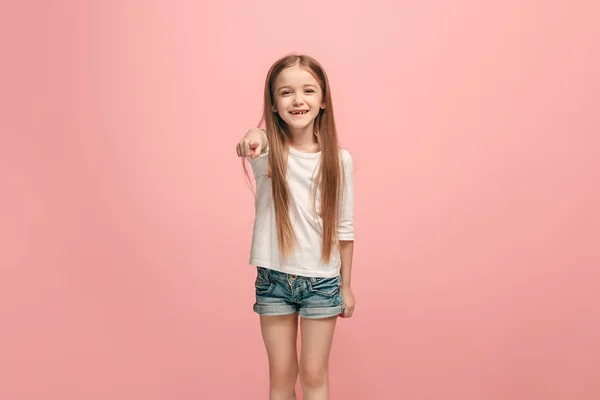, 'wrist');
258,129,268,149
259,128,267,139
